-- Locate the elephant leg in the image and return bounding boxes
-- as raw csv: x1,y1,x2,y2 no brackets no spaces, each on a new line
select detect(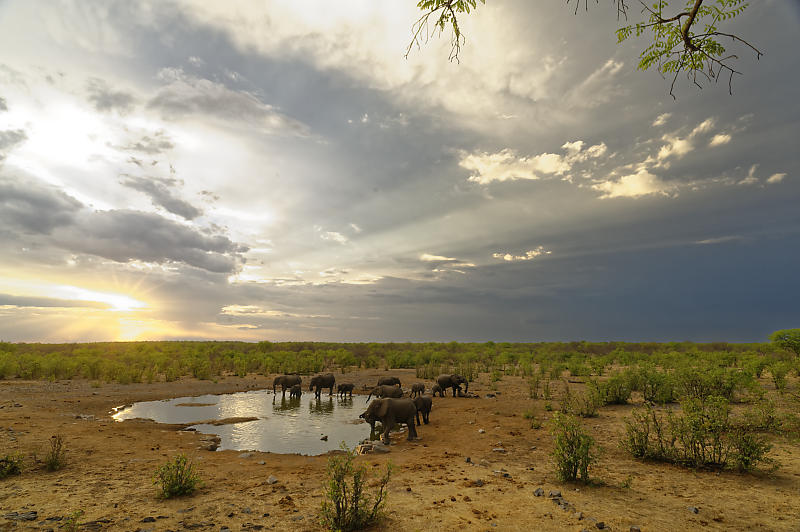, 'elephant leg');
415,410,421,426
423,411,429,424
407,419,418,440
382,423,391,444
